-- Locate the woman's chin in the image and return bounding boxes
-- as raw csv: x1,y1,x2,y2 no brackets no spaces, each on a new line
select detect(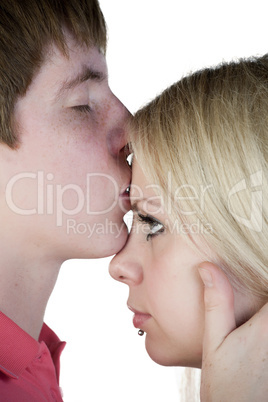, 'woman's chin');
145,337,202,368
